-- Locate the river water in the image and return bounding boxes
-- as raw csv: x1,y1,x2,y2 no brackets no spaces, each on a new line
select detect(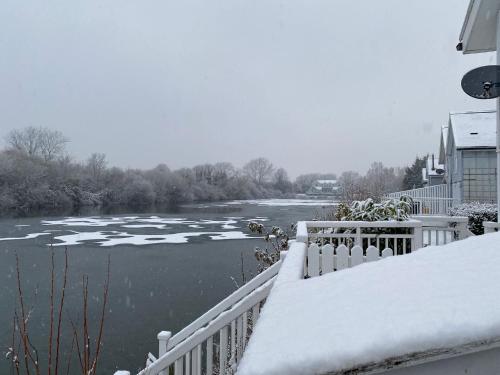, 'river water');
0,199,335,374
